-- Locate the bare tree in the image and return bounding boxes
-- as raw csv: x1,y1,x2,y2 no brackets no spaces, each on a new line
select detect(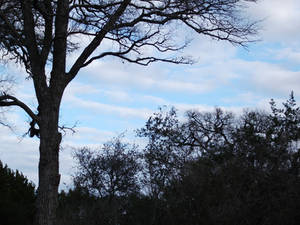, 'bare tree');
73,137,141,199
0,1,258,225
73,137,141,225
